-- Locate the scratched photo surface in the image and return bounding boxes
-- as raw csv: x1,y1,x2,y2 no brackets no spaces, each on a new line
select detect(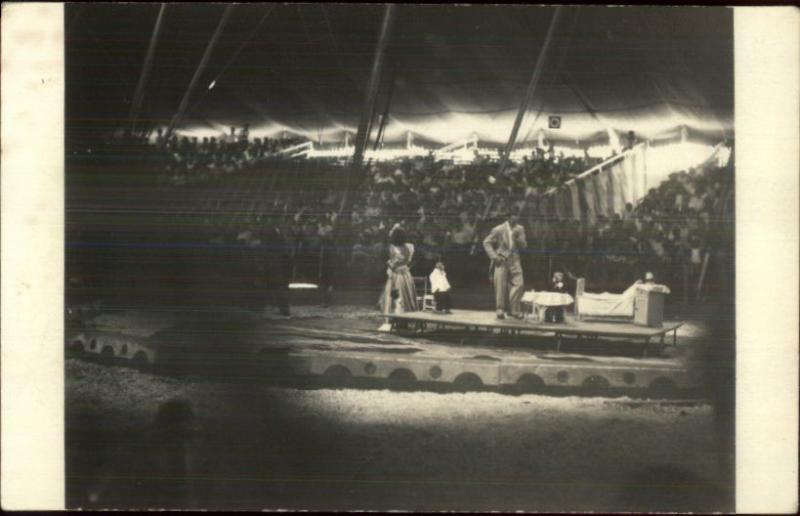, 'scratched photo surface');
65,4,734,511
